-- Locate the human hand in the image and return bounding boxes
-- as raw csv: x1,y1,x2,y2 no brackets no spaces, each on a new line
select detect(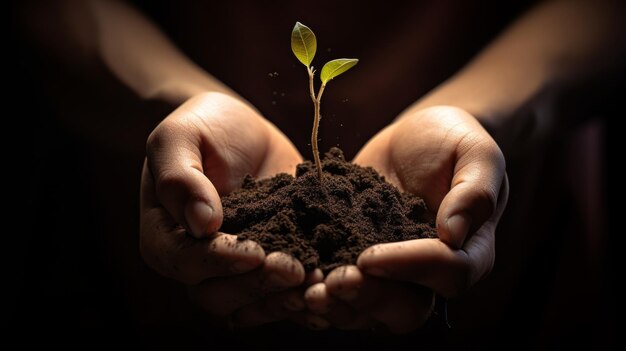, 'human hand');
304,106,508,332
140,92,316,325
